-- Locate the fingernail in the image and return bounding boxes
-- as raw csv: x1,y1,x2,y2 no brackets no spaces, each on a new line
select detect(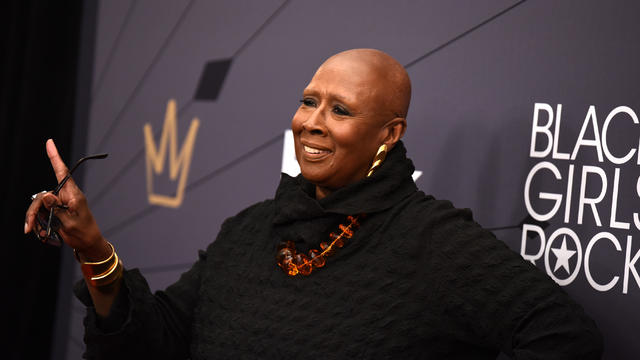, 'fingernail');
24,221,28,234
